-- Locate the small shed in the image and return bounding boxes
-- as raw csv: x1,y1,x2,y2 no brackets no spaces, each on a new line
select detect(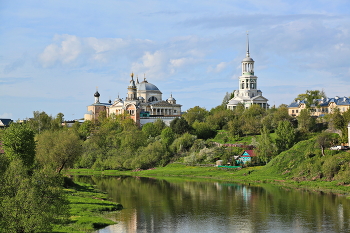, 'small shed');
216,160,223,166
